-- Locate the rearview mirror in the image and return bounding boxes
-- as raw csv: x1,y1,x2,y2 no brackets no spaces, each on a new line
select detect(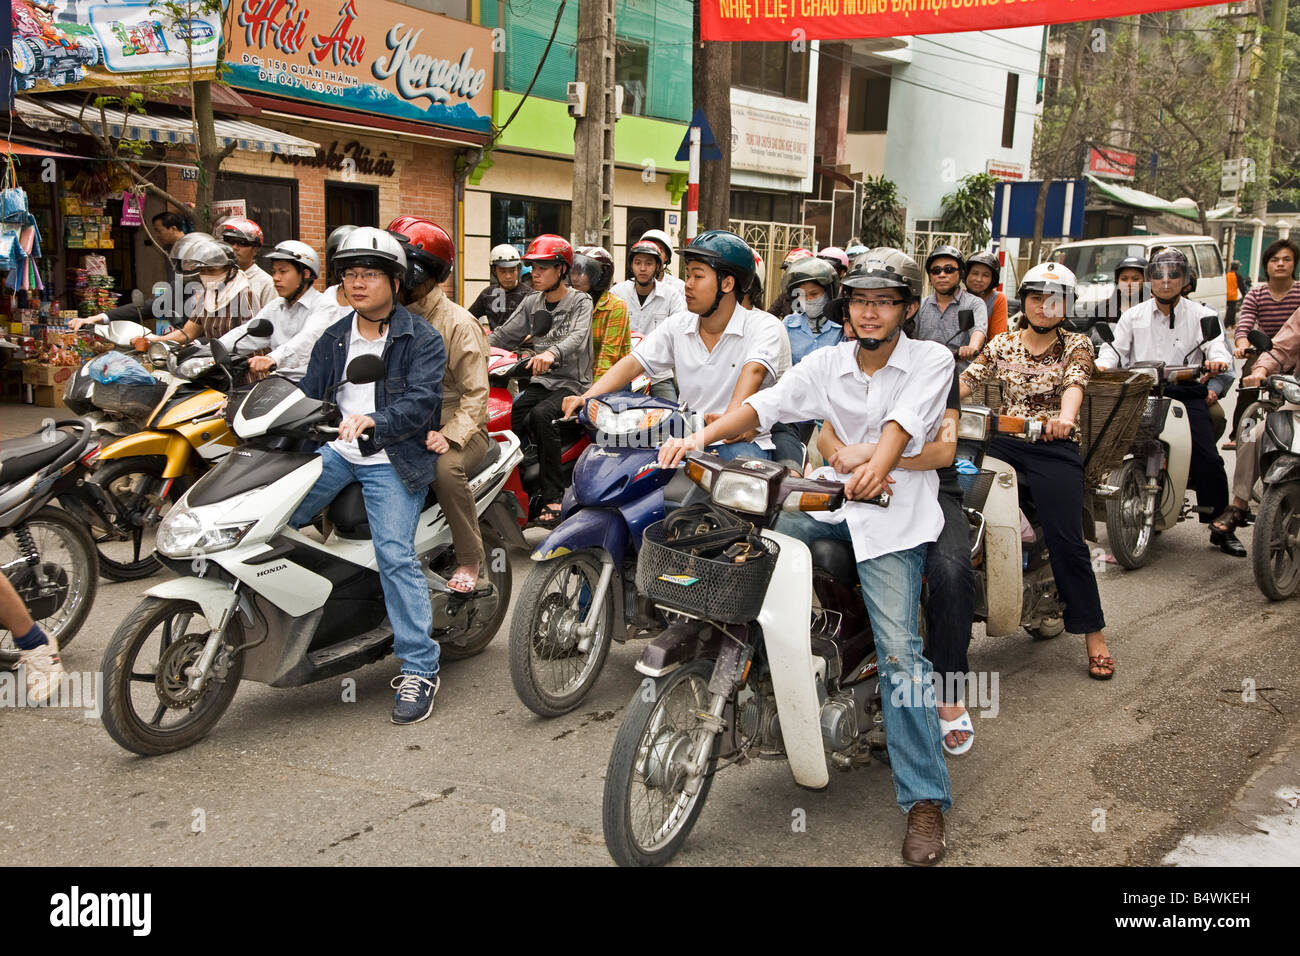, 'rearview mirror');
346,354,387,385
1247,329,1274,353
210,338,231,367
958,308,974,333
245,318,274,338
1200,314,1222,343
1094,322,1116,345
